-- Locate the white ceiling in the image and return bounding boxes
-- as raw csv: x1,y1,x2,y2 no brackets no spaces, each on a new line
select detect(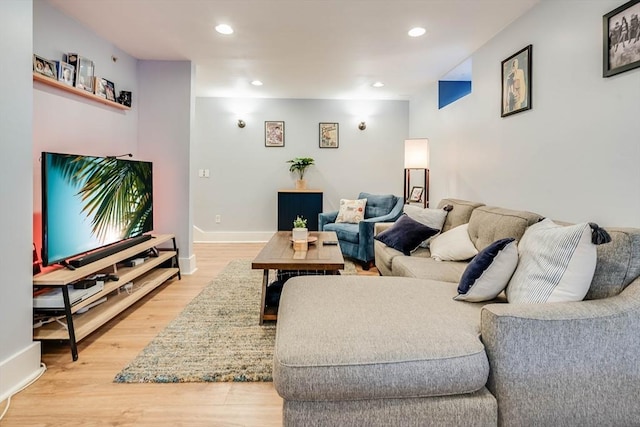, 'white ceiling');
47,0,539,100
